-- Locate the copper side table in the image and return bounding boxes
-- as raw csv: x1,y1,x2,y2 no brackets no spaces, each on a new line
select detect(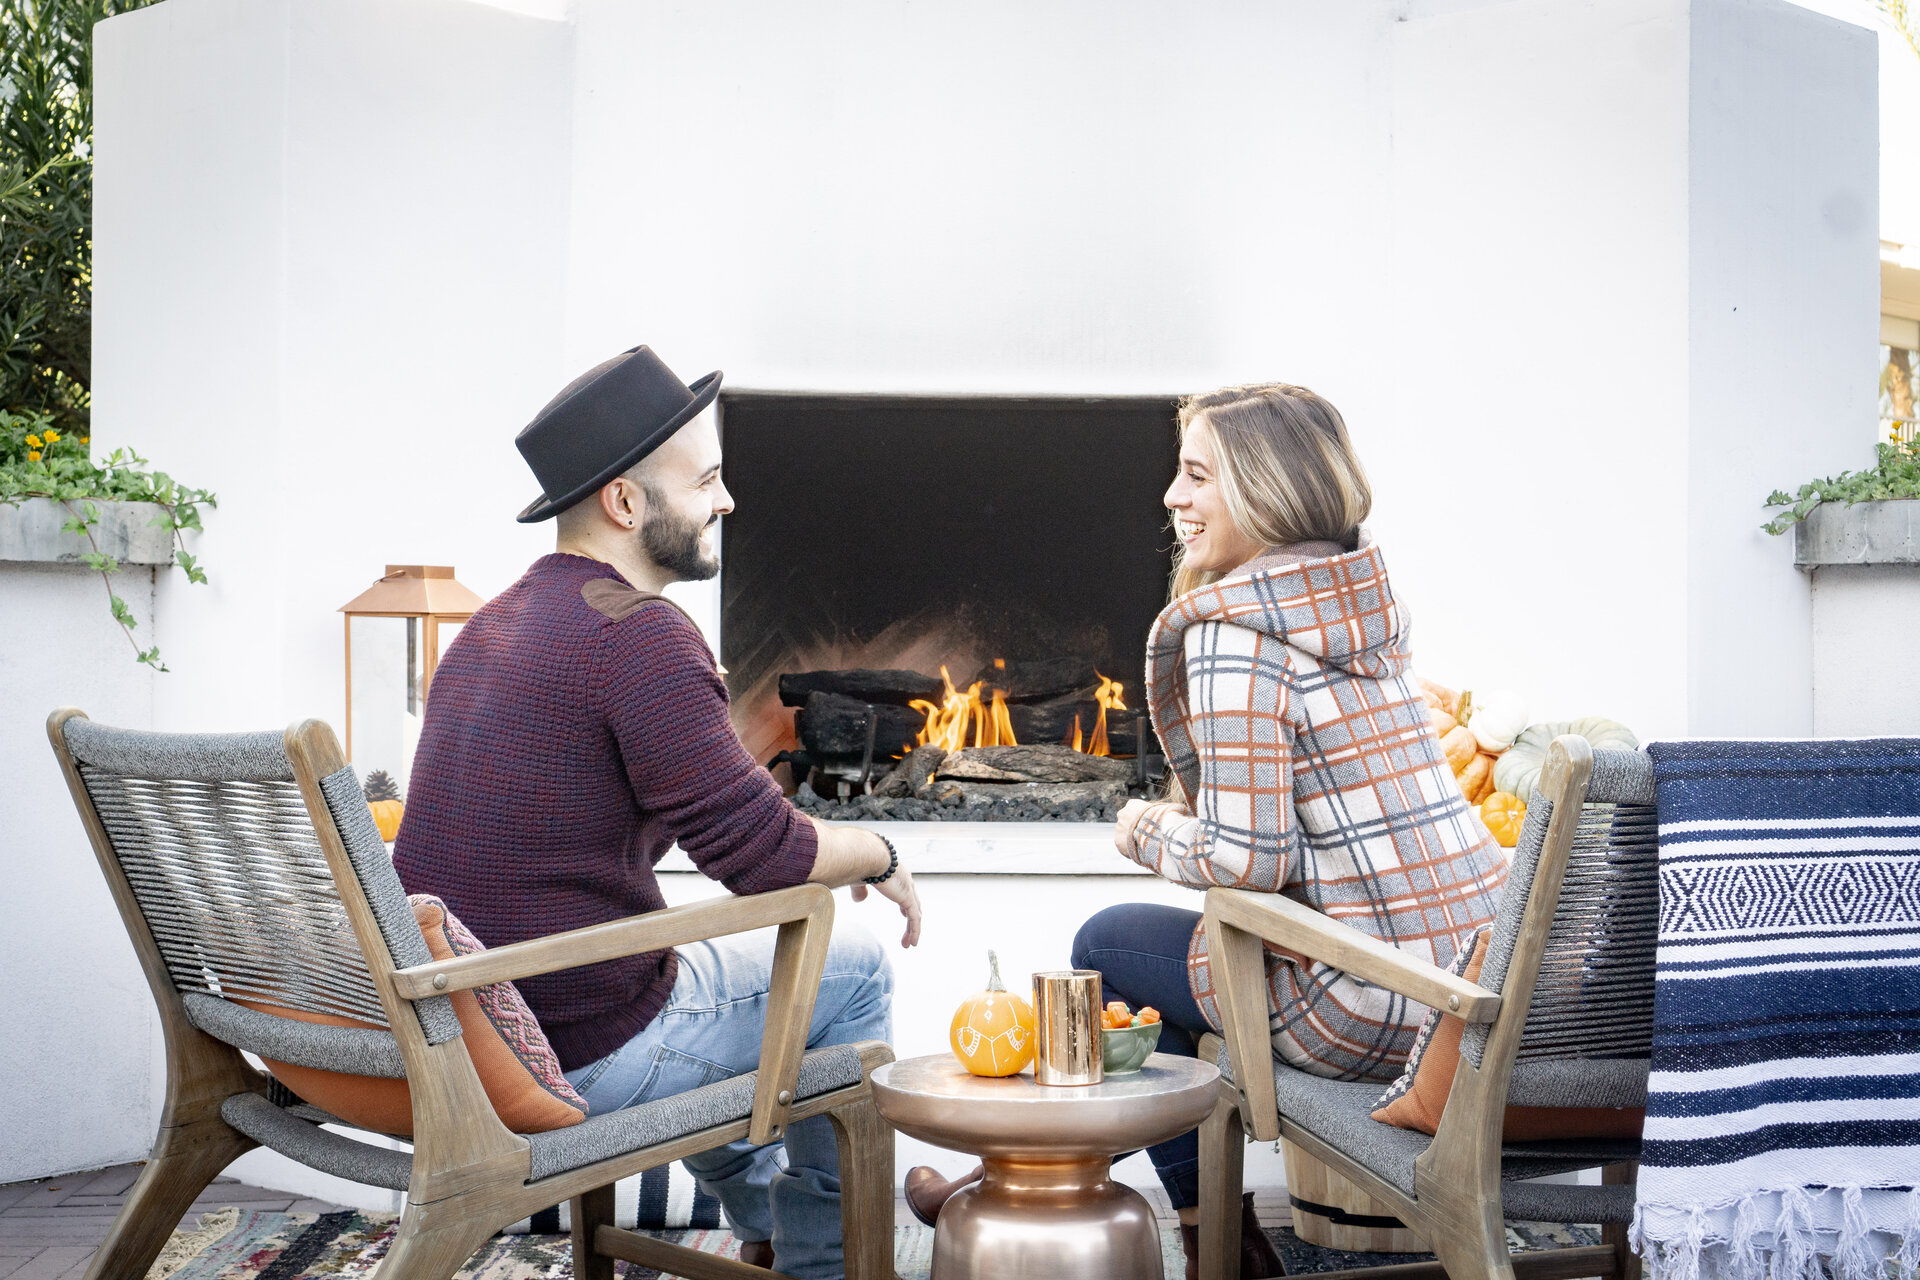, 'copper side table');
871,1054,1220,1280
